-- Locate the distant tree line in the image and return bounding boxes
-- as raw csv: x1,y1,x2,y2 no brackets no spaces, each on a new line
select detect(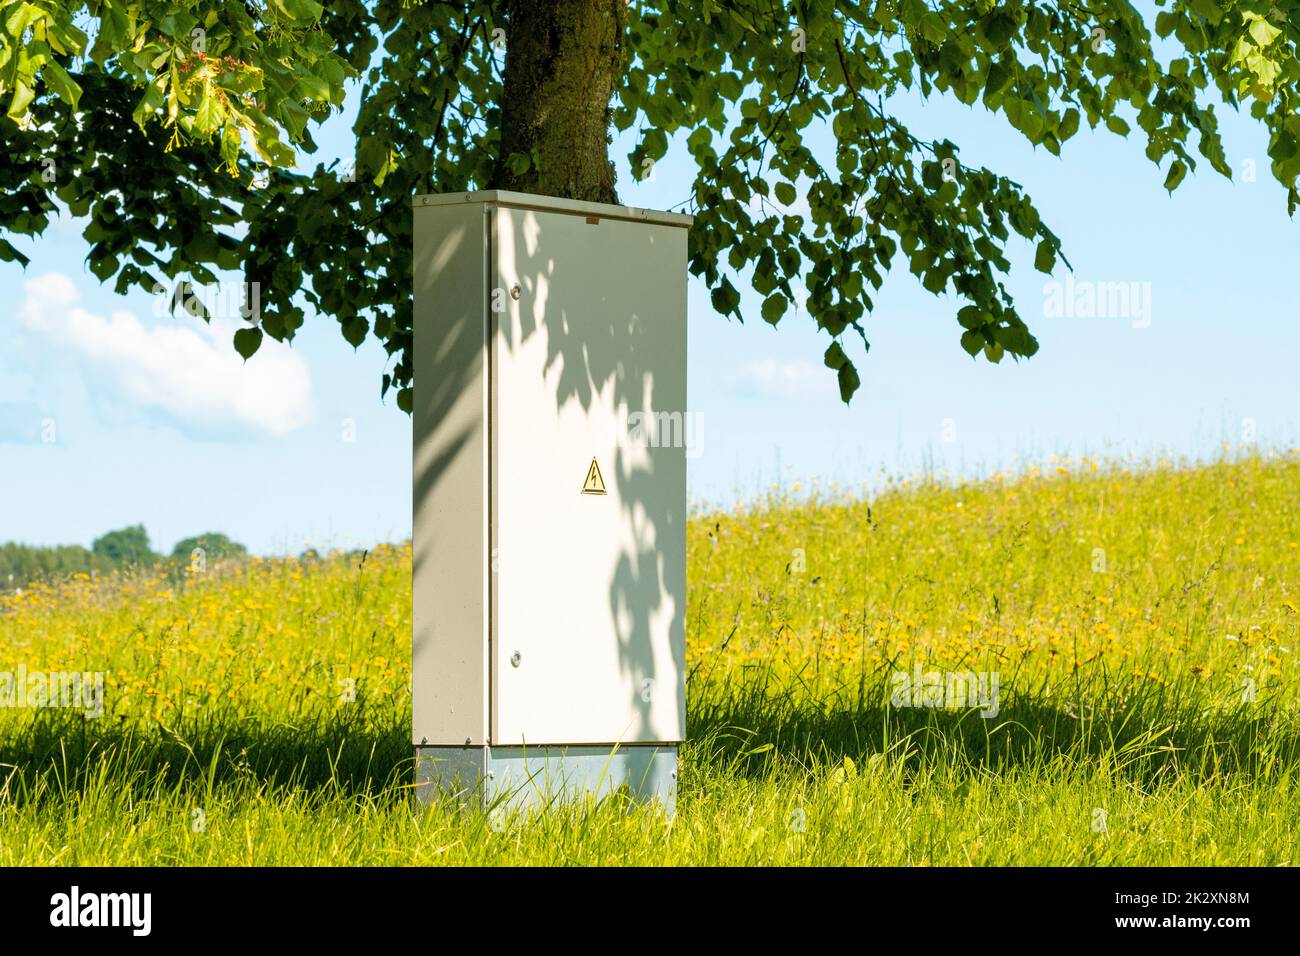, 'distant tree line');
0,526,247,590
